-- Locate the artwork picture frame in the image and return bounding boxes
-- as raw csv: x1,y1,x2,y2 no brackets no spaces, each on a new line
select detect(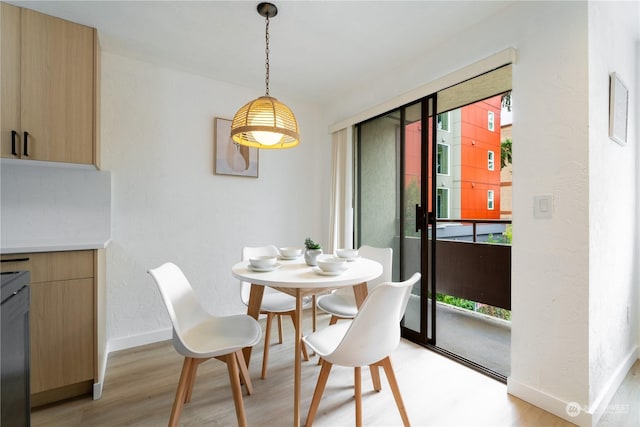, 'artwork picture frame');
214,117,259,177
609,72,629,145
